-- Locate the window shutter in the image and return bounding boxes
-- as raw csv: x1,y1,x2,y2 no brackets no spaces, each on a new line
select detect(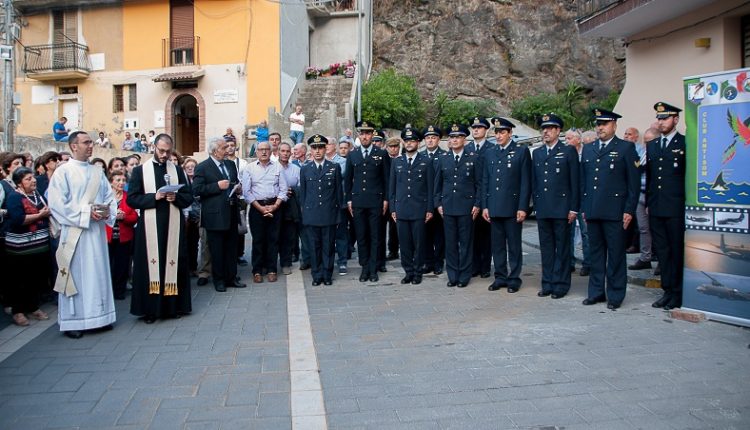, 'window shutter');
170,0,194,49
